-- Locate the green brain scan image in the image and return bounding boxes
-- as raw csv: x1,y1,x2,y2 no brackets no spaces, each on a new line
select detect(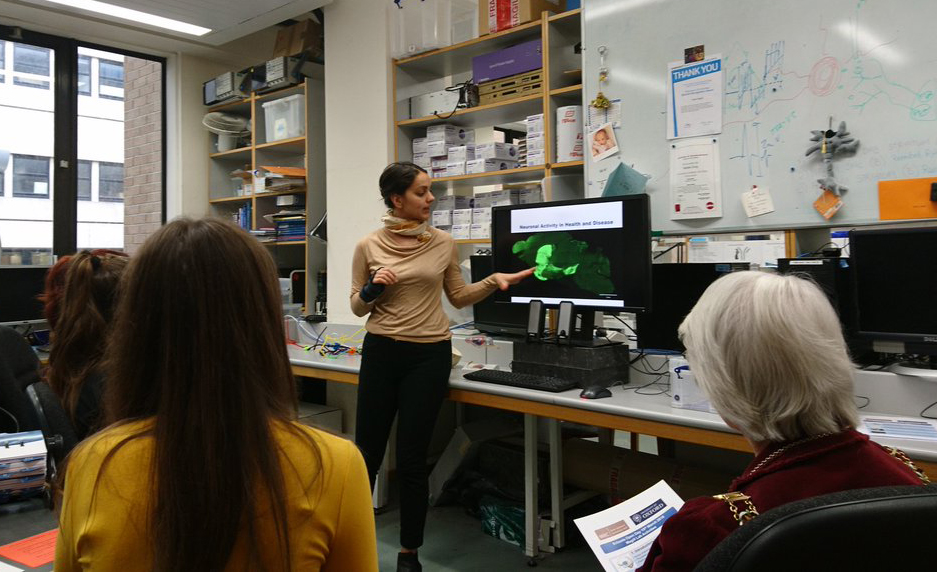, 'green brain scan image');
512,232,614,294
